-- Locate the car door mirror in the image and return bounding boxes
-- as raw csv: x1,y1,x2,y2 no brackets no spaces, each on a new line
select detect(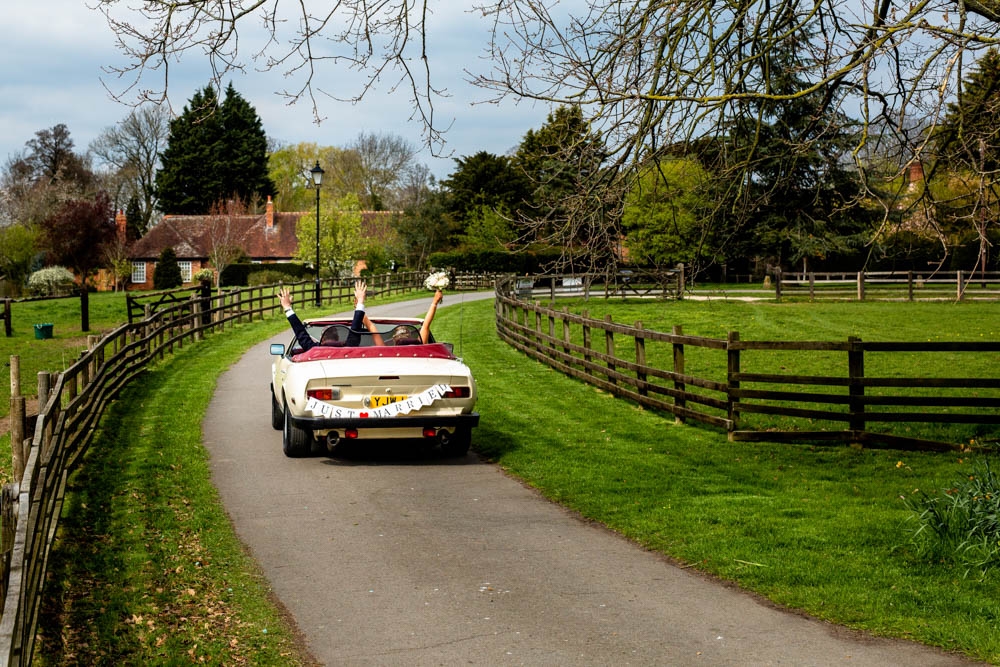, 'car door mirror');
270,343,286,356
